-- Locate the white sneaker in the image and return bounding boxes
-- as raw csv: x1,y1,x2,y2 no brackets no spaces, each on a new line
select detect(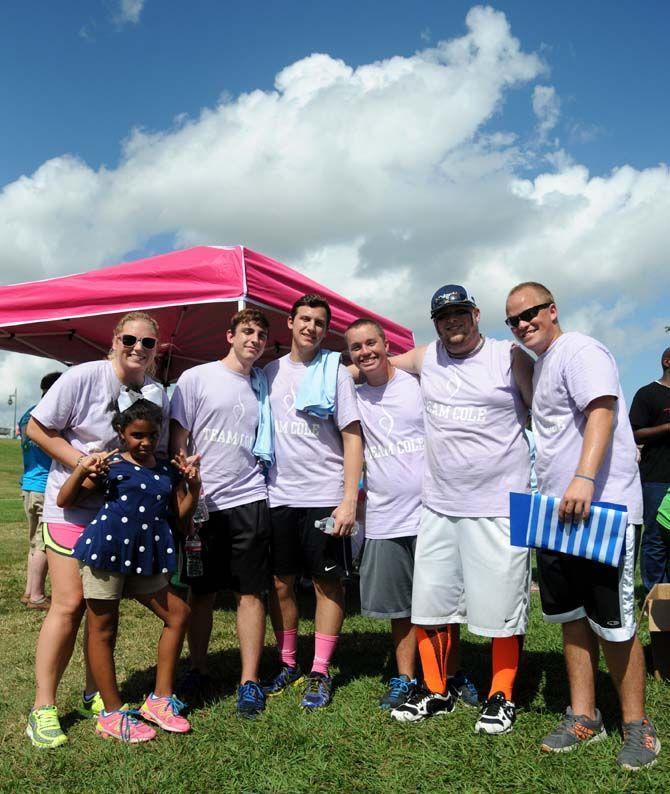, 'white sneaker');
474,691,516,735
391,686,454,723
